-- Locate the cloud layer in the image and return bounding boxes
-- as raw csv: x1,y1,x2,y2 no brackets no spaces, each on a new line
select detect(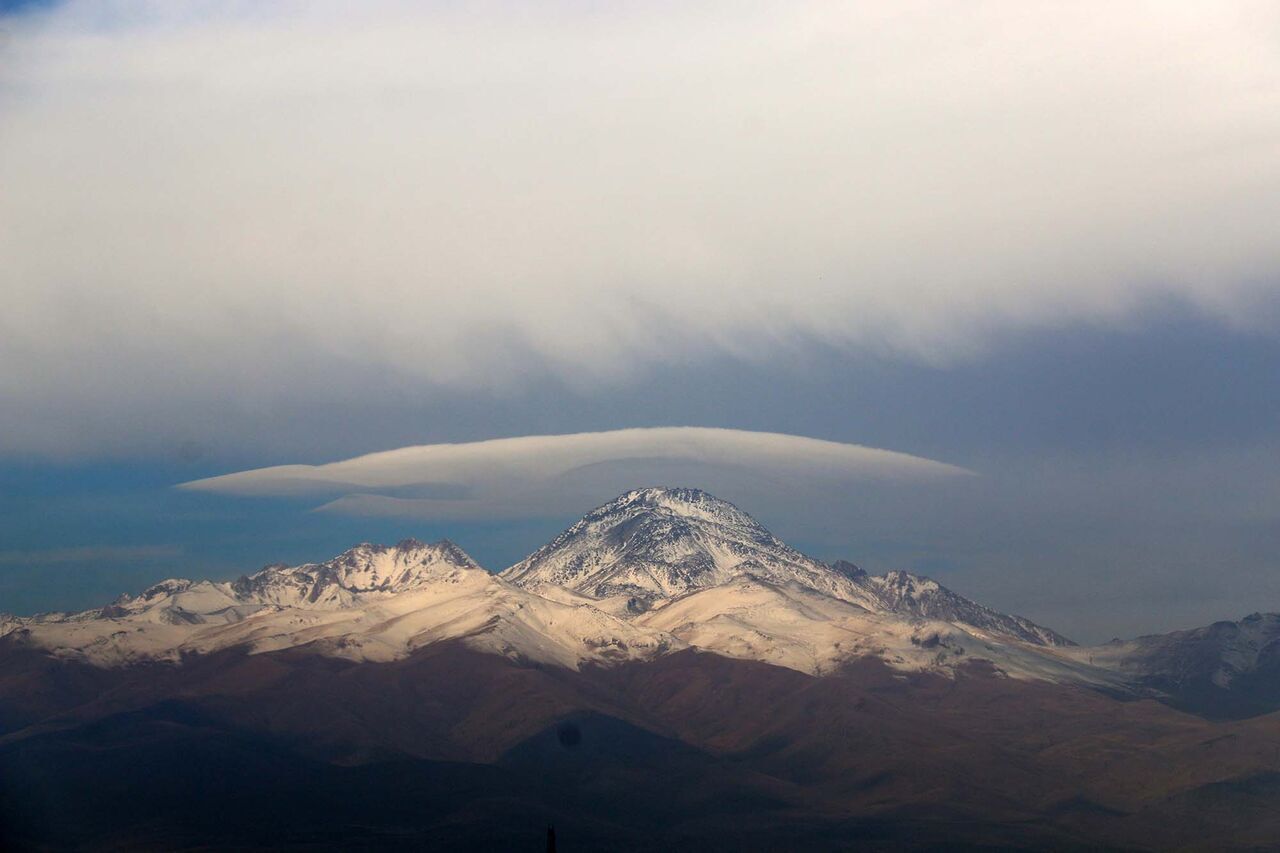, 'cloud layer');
180,427,971,520
3,1,1280,454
